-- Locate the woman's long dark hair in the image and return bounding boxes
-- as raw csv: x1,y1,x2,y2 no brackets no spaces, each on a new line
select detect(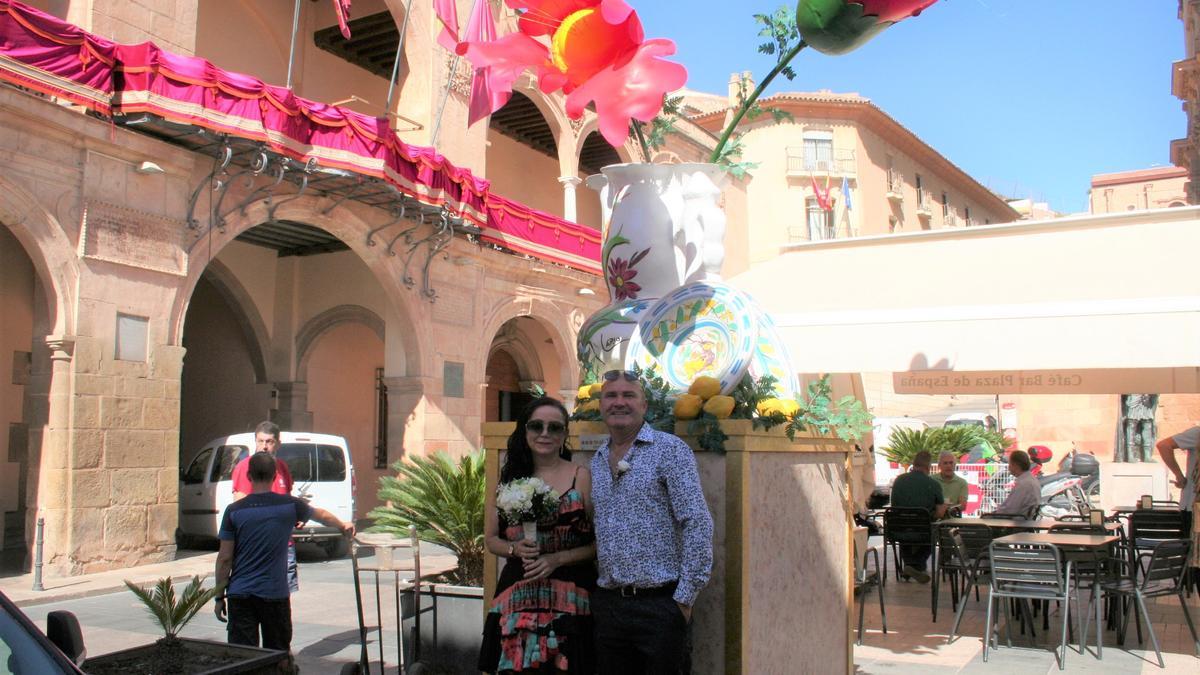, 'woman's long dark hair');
500,396,573,484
